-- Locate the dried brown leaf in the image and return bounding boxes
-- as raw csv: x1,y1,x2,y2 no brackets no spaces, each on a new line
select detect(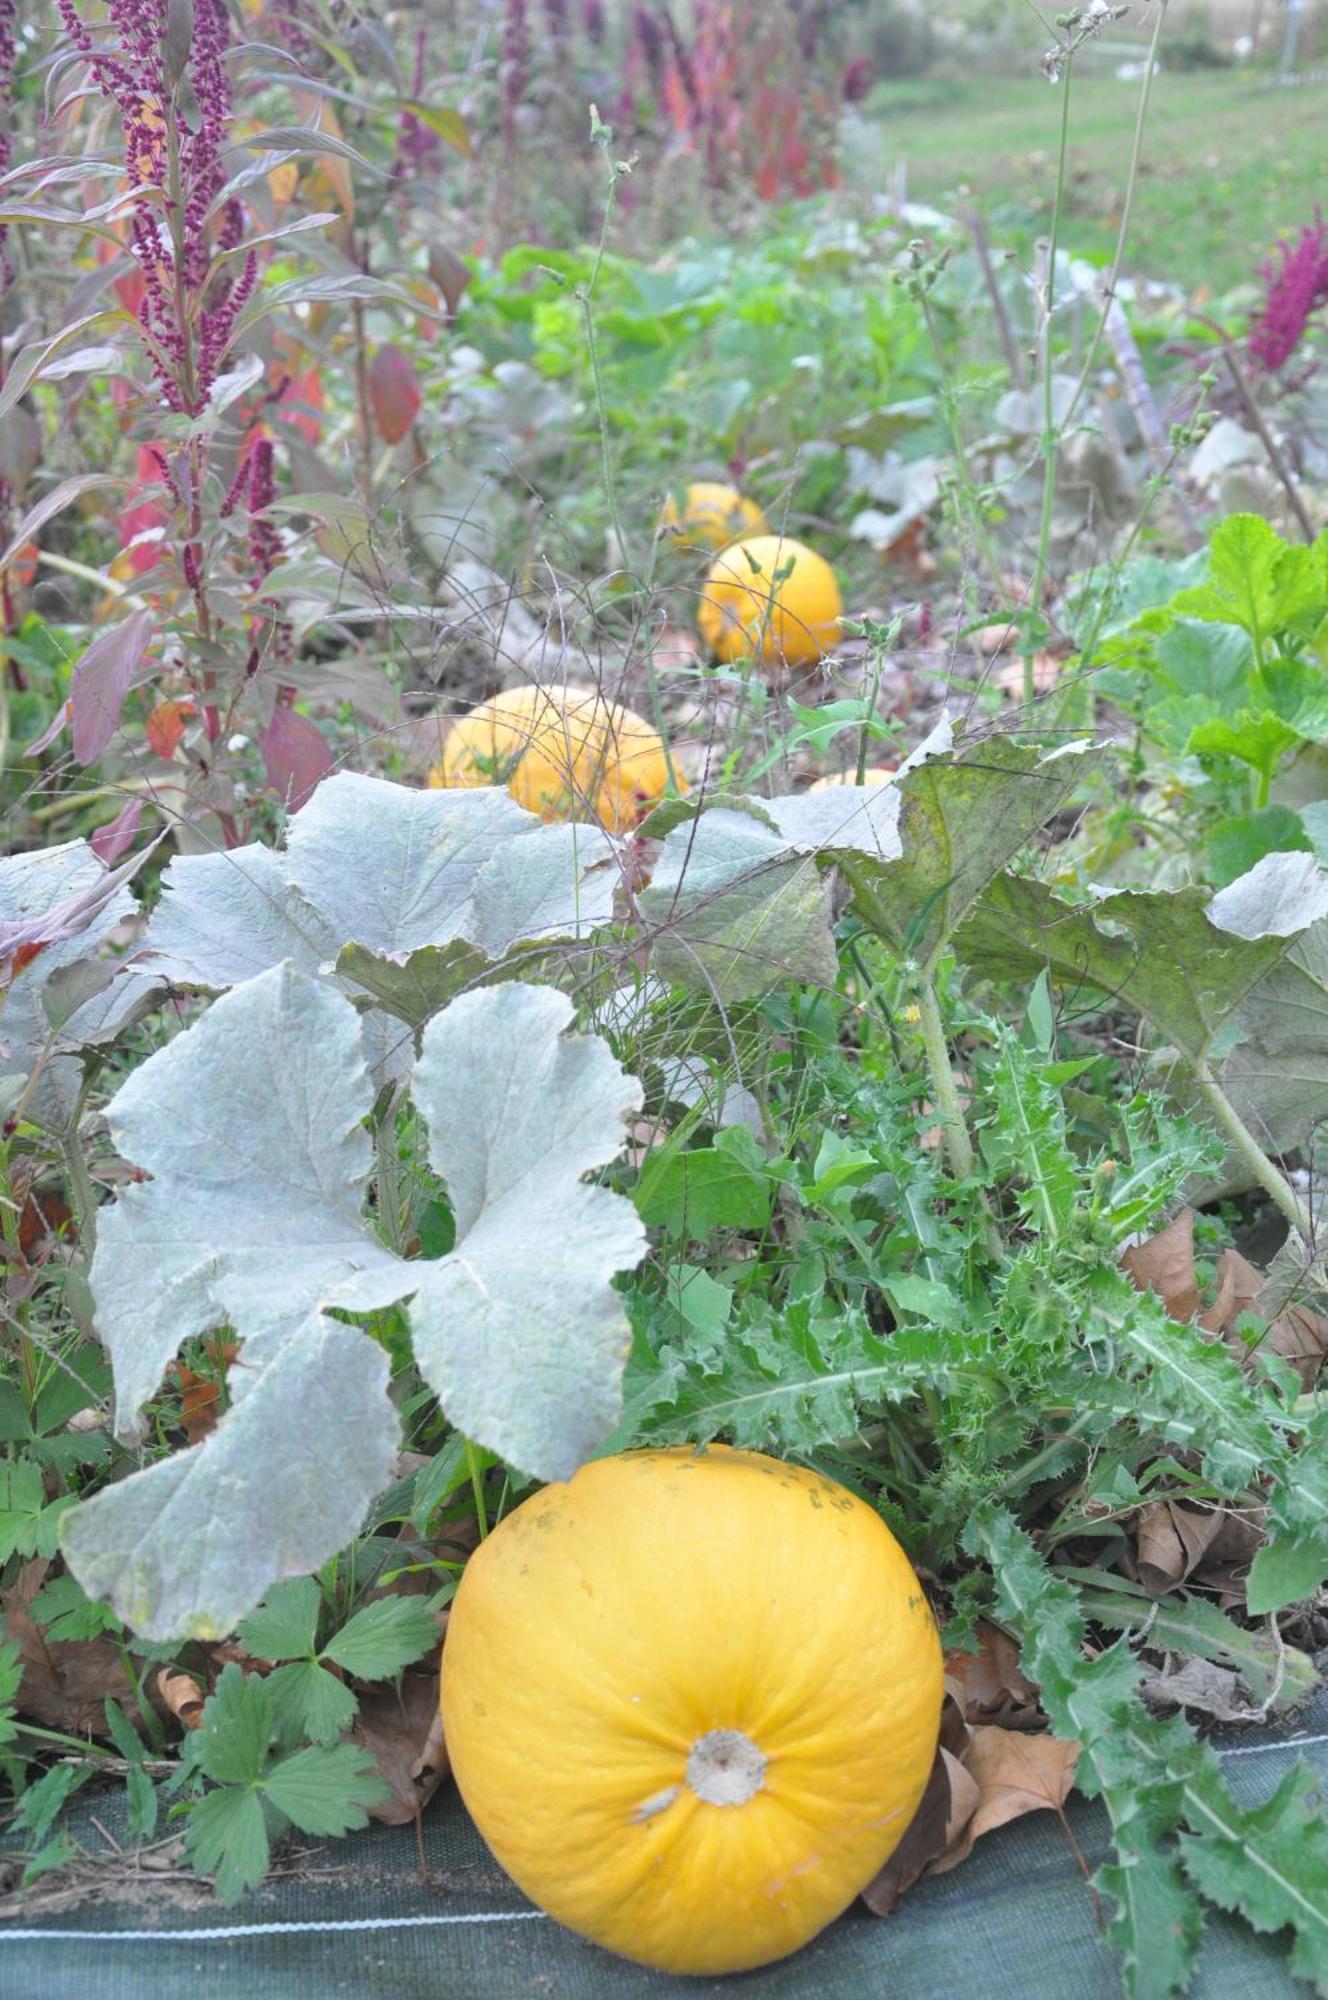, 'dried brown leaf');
862,1747,979,1913
1262,1300,1328,1390
1141,1656,1255,1723
2,1565,150,1736
1122,1208,1200,1322
354,1668,449,1826
931,1727,1080,1874
862,1691,976,1915
155,1666,206,1730
1134,1500,1225,1595
1198,1246,1262,1335
943,1620,1041,1729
